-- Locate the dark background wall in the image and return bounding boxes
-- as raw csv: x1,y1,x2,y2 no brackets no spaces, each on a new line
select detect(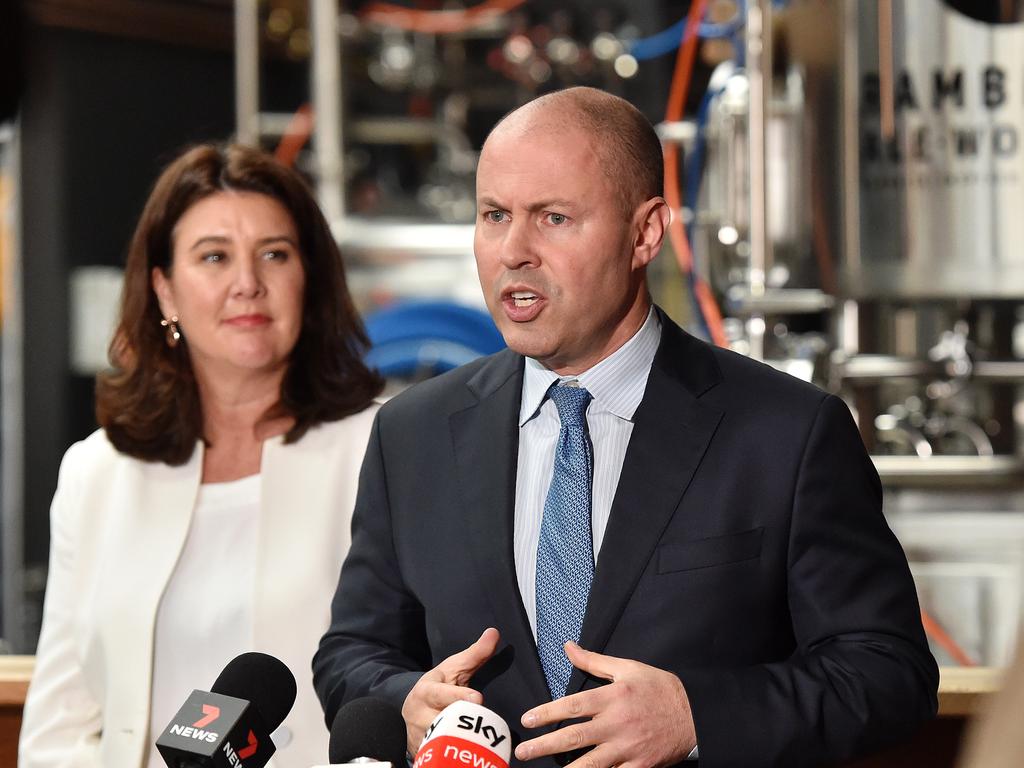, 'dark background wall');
17,11,238,646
